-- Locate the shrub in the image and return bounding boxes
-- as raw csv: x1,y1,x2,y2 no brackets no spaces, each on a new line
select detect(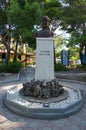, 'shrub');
0,63,6,72
77,65,86,71
55,63,68,71
0,61,23,73
7,61,23,73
